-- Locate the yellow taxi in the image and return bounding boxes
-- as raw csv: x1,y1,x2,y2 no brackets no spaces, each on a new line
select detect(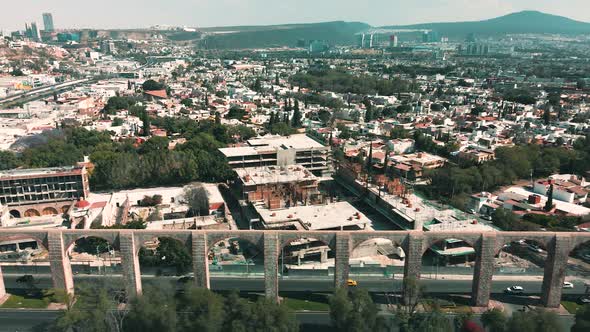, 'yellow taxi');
347,279,358,287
